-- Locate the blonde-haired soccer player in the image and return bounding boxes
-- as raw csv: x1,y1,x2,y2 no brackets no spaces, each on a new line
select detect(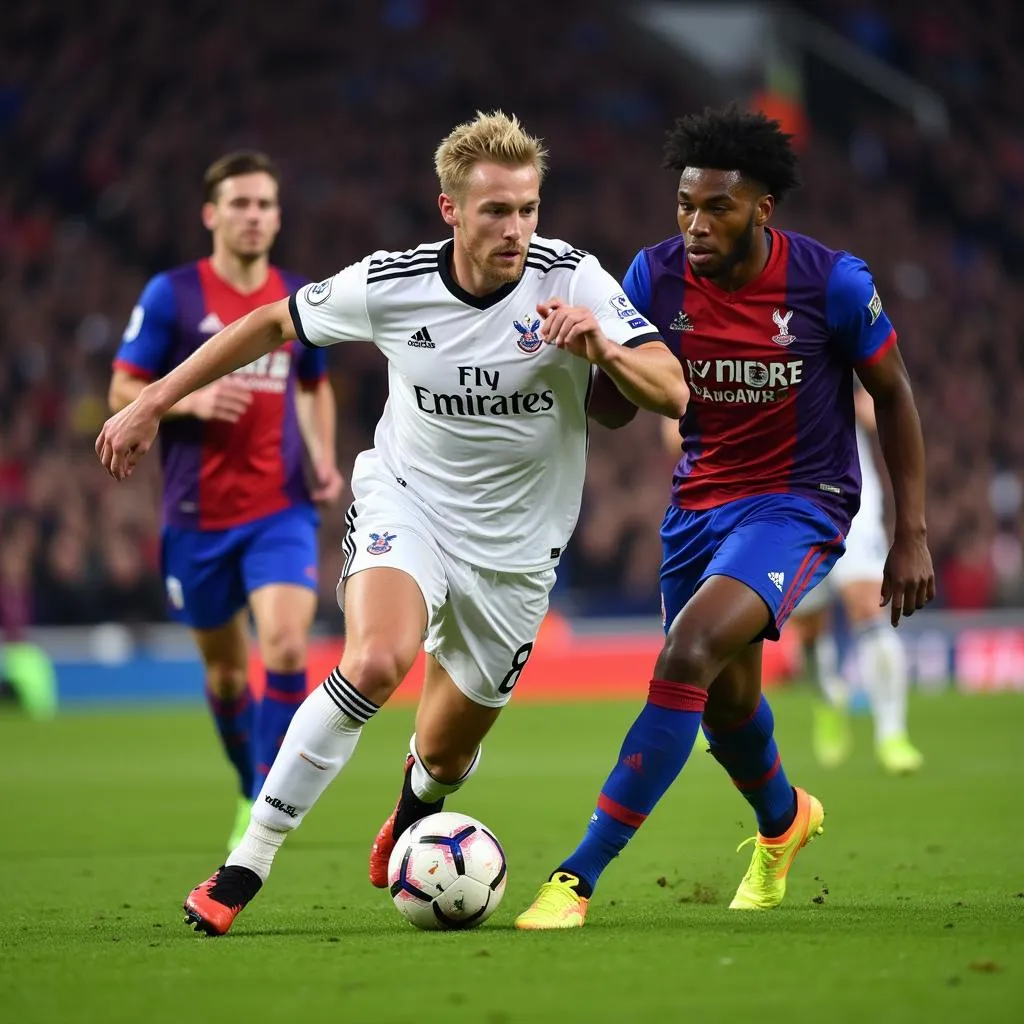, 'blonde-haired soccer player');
96,111,688,935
